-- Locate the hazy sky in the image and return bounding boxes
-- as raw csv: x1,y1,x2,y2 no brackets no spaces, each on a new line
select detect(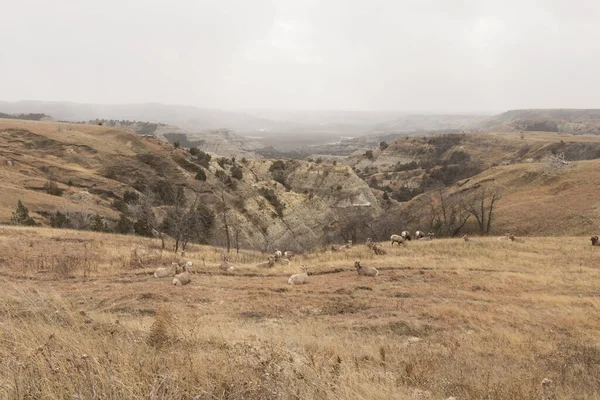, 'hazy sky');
1,0,599,112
